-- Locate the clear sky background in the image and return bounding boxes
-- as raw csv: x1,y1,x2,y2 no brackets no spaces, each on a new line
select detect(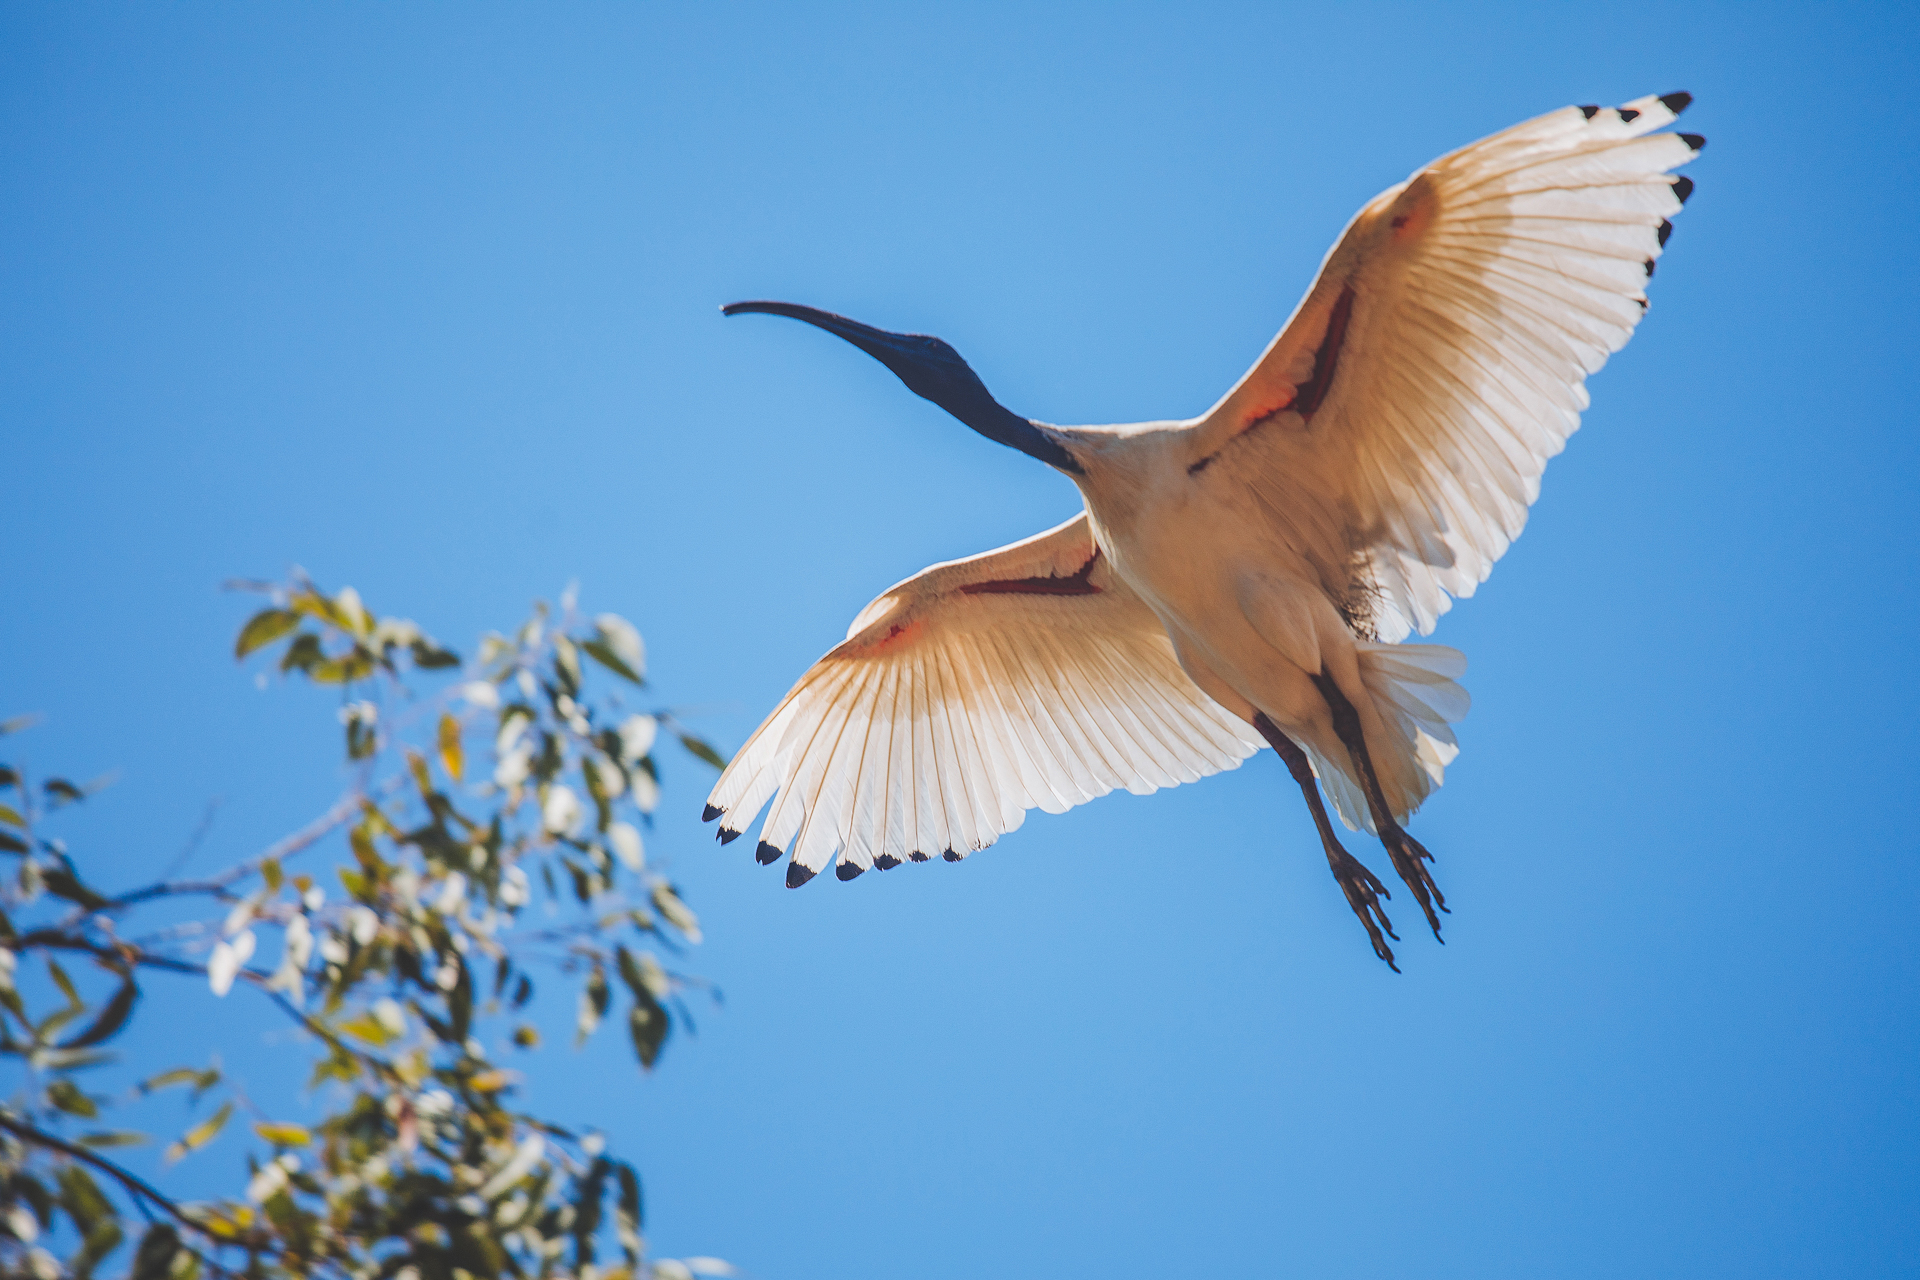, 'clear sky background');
5,3,1918,1276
